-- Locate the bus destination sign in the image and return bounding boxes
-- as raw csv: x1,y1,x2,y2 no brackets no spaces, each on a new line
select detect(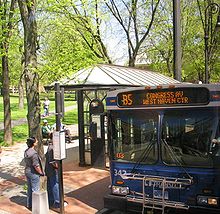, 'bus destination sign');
117,87,210,107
